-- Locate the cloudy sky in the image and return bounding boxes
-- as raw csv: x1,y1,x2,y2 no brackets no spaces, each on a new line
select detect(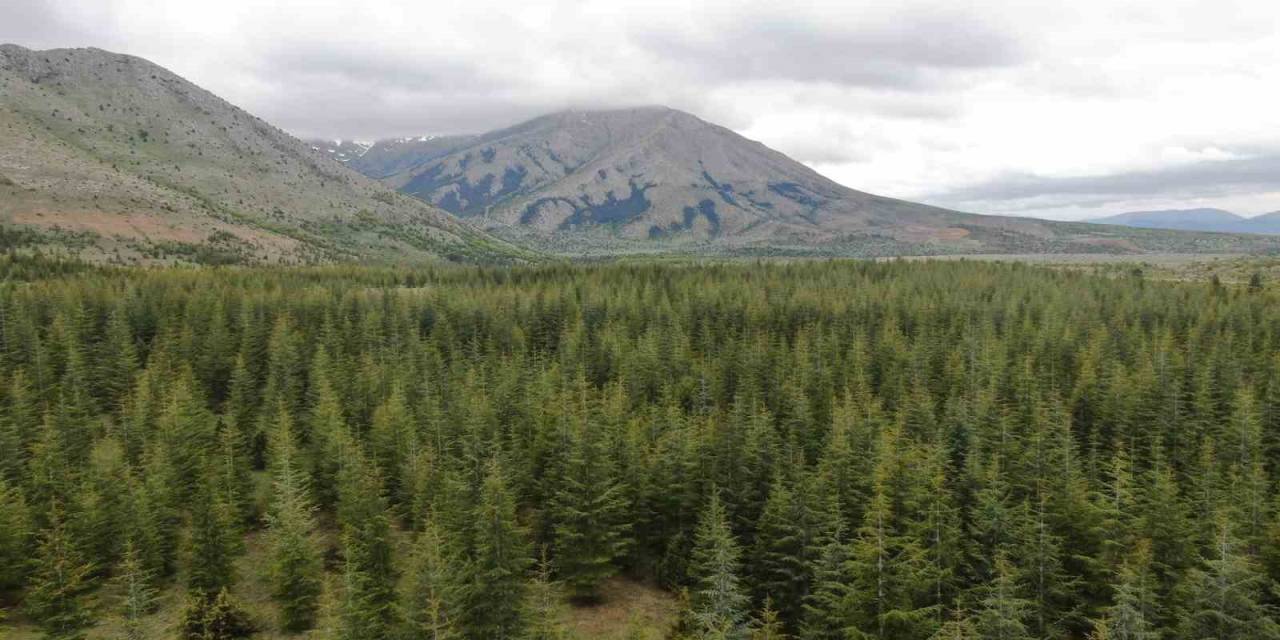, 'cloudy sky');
3,0,1279,220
